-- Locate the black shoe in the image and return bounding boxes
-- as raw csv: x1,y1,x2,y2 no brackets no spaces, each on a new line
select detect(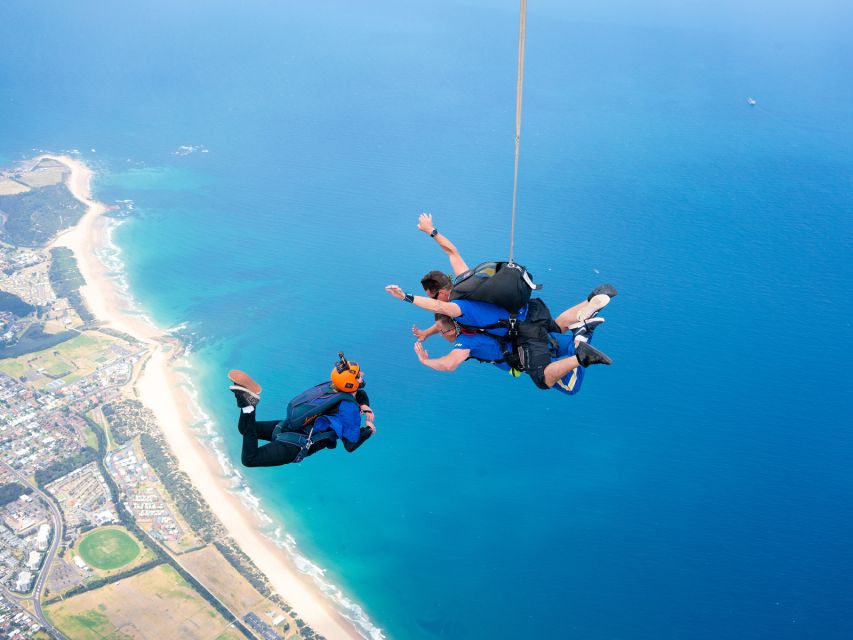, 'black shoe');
587,283,618,301
576,341,613,366
568,316,605,340
230,385,260,409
